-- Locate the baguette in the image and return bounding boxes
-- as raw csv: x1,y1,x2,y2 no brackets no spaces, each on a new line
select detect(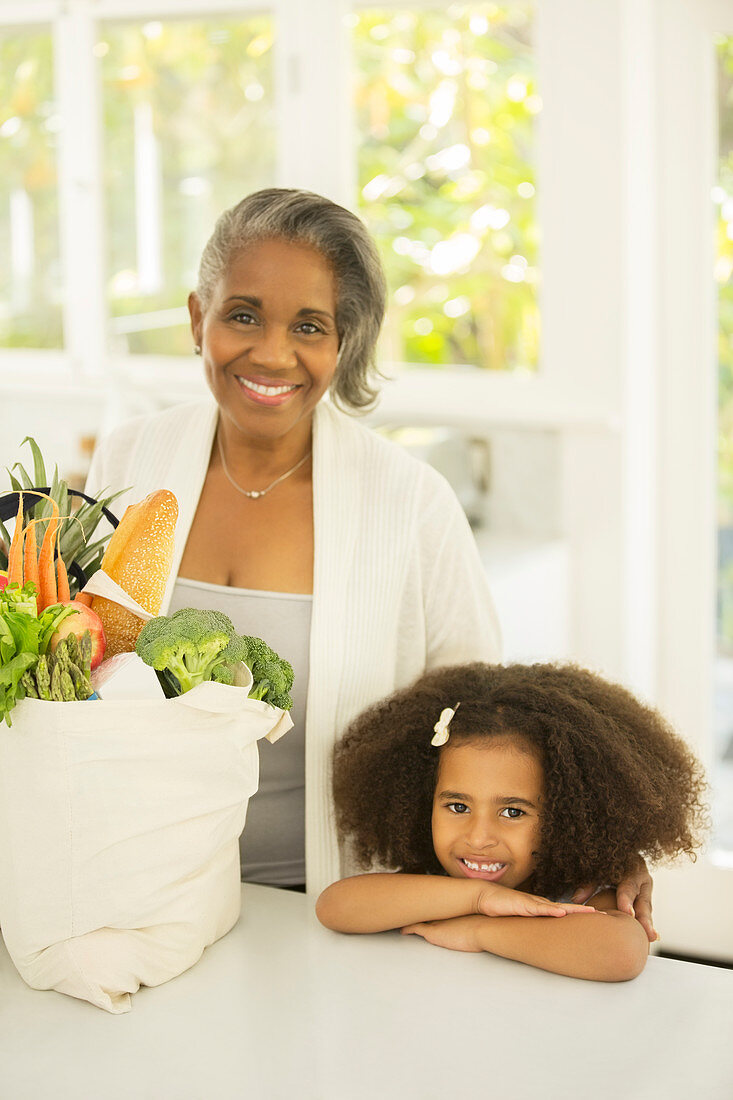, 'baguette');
91,489,178,657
